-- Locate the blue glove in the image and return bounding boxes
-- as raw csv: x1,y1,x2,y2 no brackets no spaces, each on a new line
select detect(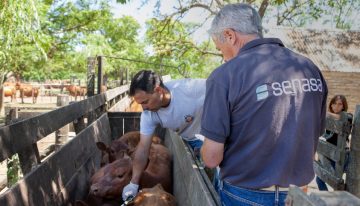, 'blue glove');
122,182,139,201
